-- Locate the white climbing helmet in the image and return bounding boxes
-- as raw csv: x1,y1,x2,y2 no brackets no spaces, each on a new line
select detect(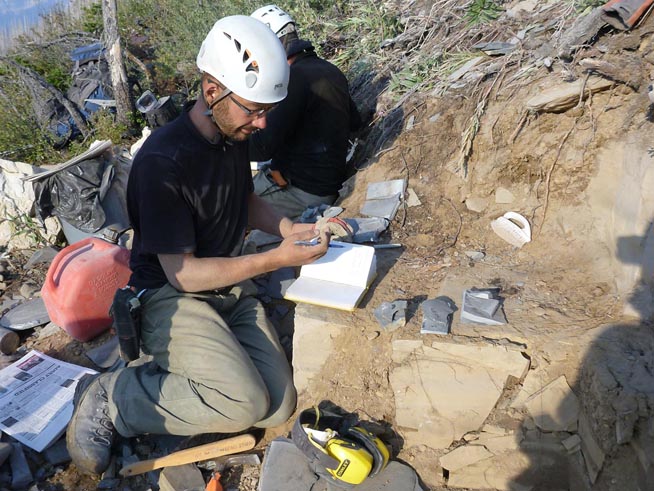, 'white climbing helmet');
196,15,289,104
250,4,296,38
